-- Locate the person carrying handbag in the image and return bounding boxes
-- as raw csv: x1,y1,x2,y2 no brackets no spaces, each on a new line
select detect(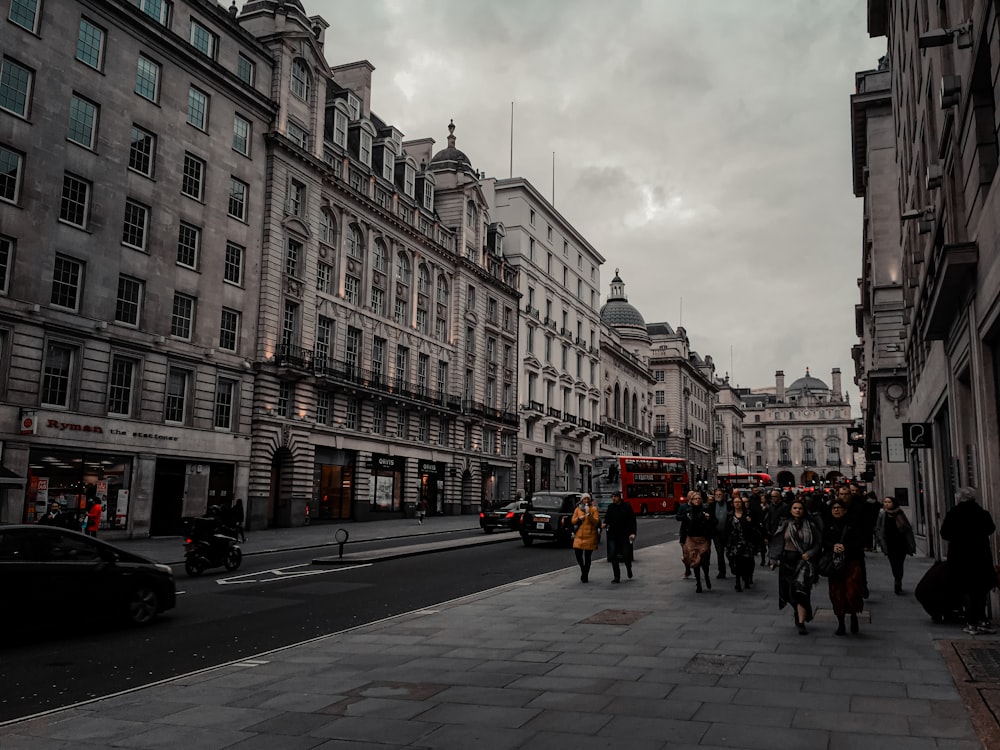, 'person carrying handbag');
822,499,866,635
